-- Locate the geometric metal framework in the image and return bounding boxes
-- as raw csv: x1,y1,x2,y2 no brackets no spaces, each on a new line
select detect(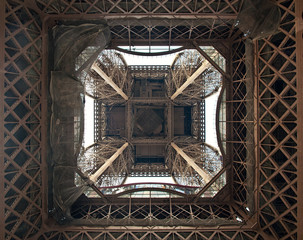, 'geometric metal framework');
0,0,300,240
85,47,223,190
